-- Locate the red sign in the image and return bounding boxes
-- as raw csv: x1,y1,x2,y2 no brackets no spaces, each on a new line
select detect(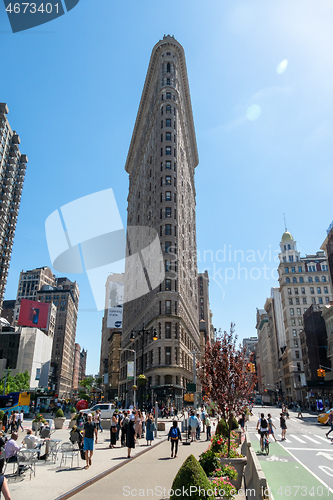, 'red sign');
76,400,89,411
17,299,50,329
